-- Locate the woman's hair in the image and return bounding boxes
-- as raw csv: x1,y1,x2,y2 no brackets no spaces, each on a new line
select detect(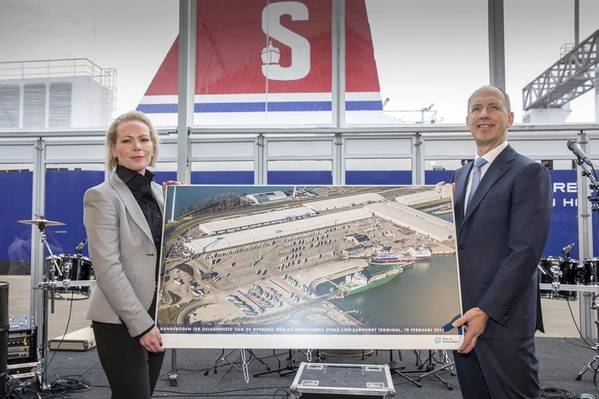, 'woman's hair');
105,110,159,171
